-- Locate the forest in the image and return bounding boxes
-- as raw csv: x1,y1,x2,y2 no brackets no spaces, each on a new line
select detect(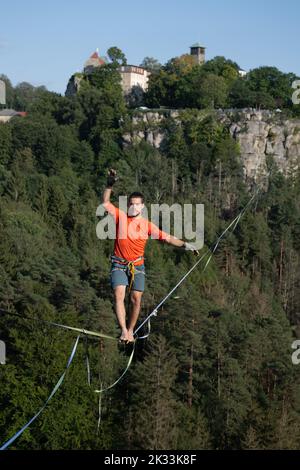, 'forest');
0,53,300,450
